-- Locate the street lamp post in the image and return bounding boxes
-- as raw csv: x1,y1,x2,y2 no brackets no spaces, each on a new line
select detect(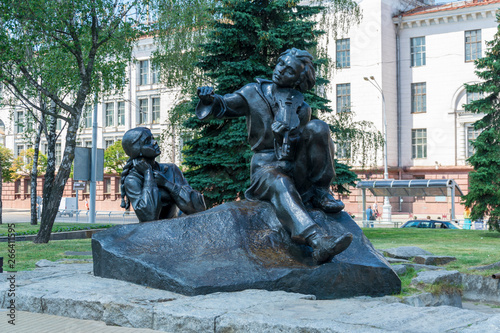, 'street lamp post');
363,76,392,221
